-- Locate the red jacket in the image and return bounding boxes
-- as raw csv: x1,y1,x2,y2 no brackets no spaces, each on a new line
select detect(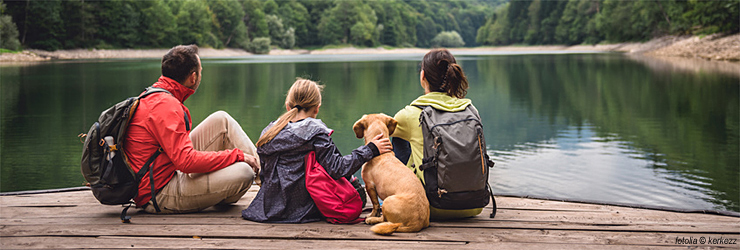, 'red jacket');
124,76,245,207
